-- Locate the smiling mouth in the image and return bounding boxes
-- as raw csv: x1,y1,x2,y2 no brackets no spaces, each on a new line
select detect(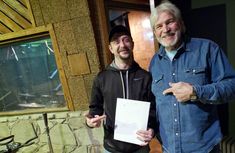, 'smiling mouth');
118,49,129,53
162,33,175,38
